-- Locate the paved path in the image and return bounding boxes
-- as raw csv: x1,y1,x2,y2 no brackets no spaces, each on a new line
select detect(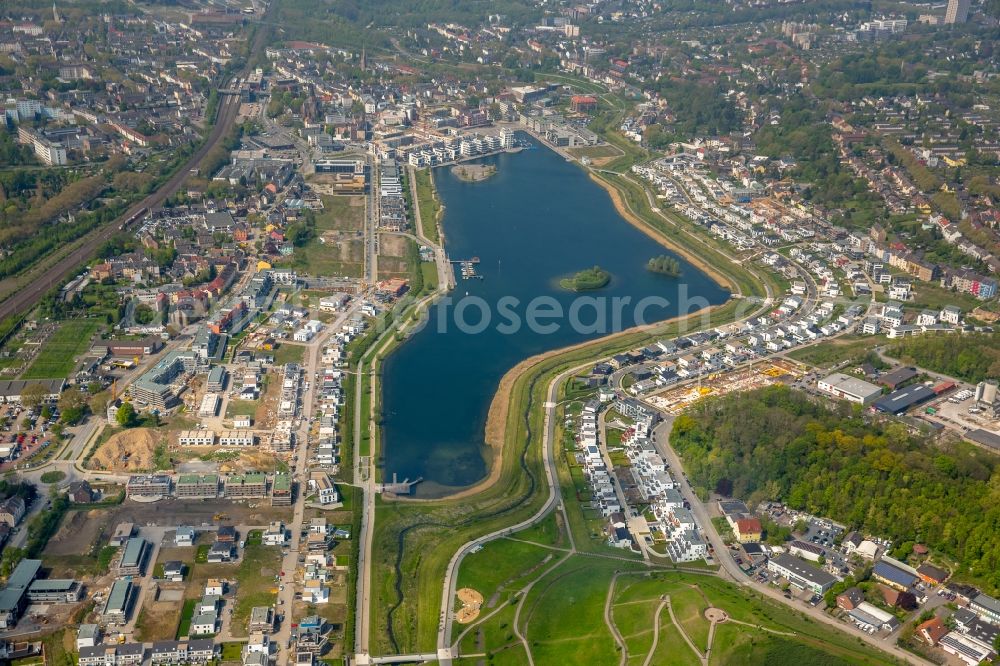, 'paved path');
603,573,629,666
642,598,668,666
